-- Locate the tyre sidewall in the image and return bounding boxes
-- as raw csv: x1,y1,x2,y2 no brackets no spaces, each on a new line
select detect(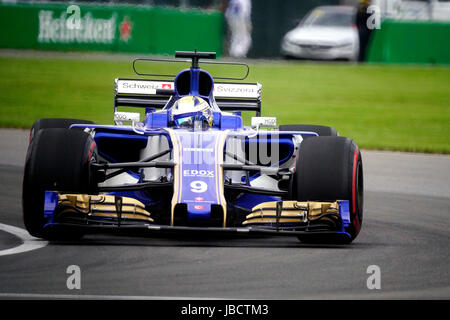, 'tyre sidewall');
295,136,363,243
22,128,97,238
